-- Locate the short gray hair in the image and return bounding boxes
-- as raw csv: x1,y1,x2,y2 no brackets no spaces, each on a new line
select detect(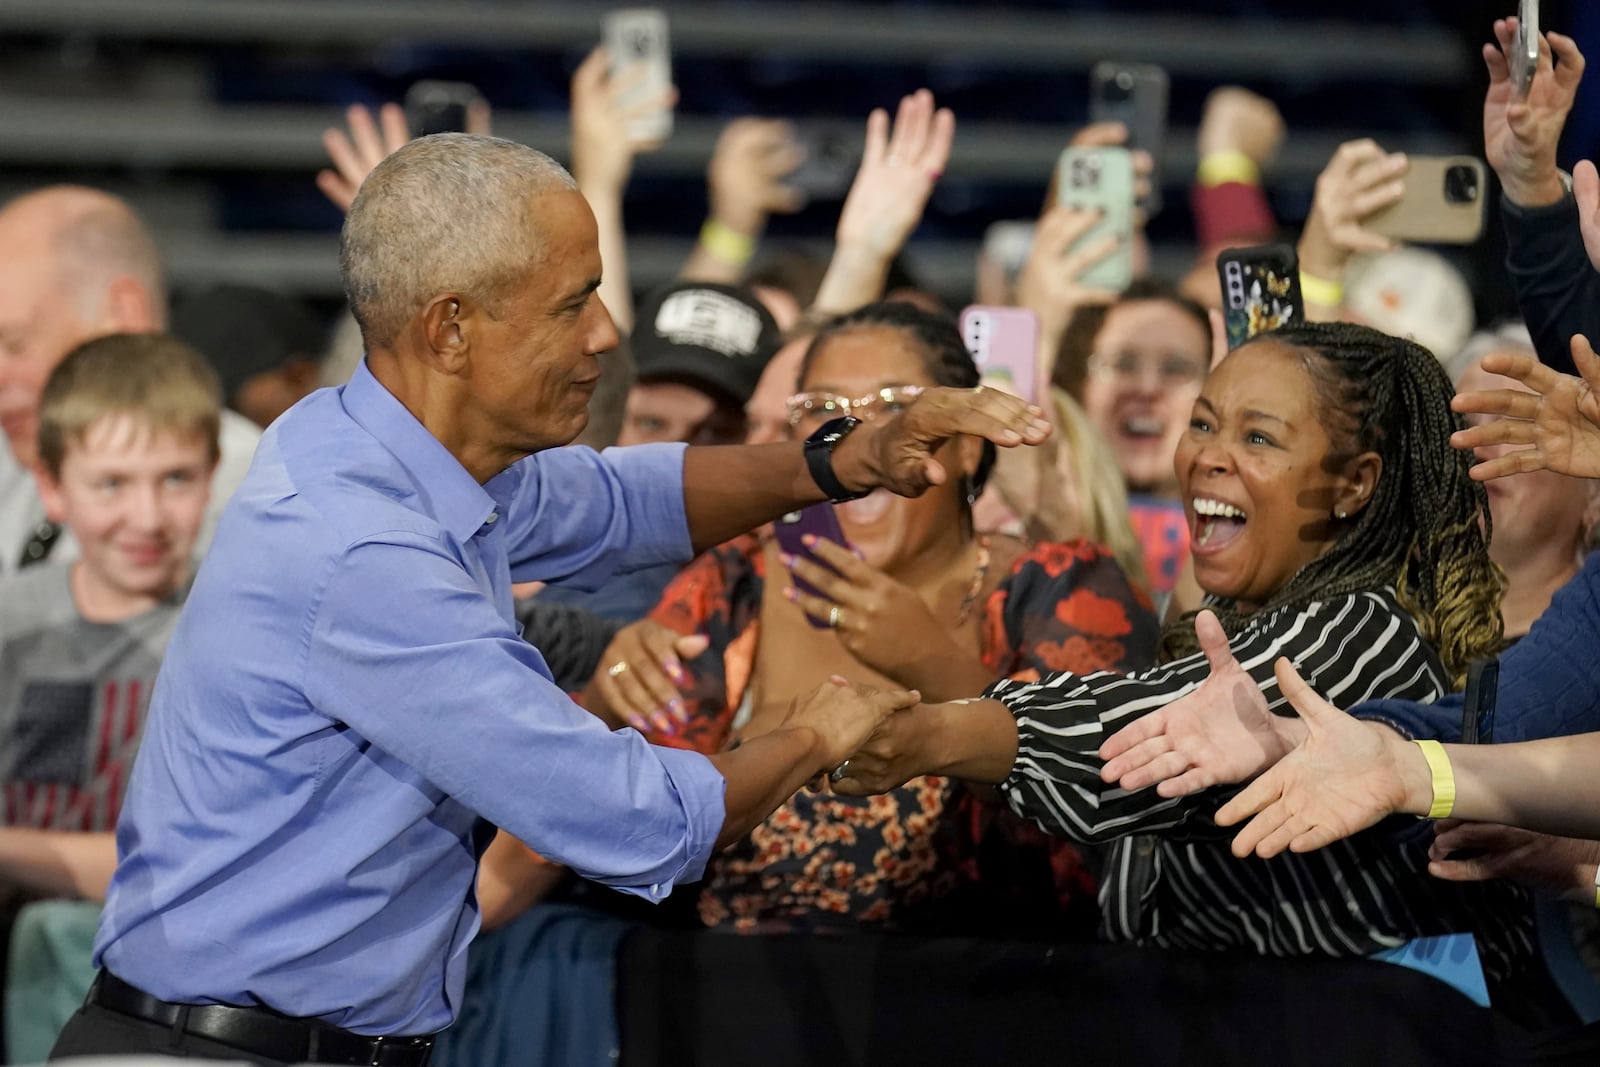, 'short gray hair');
340,133,578,348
